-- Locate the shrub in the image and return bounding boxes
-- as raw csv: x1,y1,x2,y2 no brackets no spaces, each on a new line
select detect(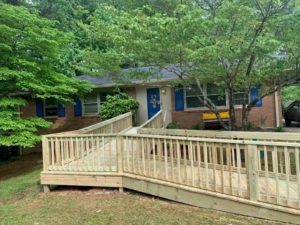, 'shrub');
274,125,285,132
167,122,180,129
191,122,204,130
99,93,139,124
